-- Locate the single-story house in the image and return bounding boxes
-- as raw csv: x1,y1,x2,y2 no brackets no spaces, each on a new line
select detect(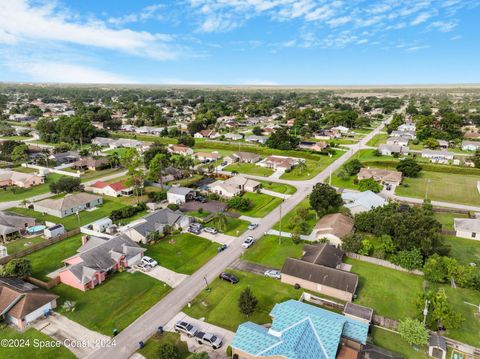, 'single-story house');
87,180,133,197
461,140,480,151
421,149,454,163
231,300,369,359
0,211,36,241
193,151,221,162
398,123,416,132
72,157,108,171
167,144,194,156
224,133,243,140
257,155,300,171
390,130,416,139
194,130,221,139
453,218,480,240
34,193,103,218
342,190,386,215
208,175,261,198
437,140,449,149
122,208,190,243
312,213,354,245
49,151,80,165
58,235,145,291
281,243,359,302
90,218,113,233
110,138,151,152
378,144,409,156
44,224,65,239
314,129,341,140
167,187,195,204
0,170,44,188
298,141,327,152
225,151,260,164
0,278,58,329
245,135,267,144
91,137,116,147
332,125,350,133
357,167,403,186
386,136,410,147
208,180,241,198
